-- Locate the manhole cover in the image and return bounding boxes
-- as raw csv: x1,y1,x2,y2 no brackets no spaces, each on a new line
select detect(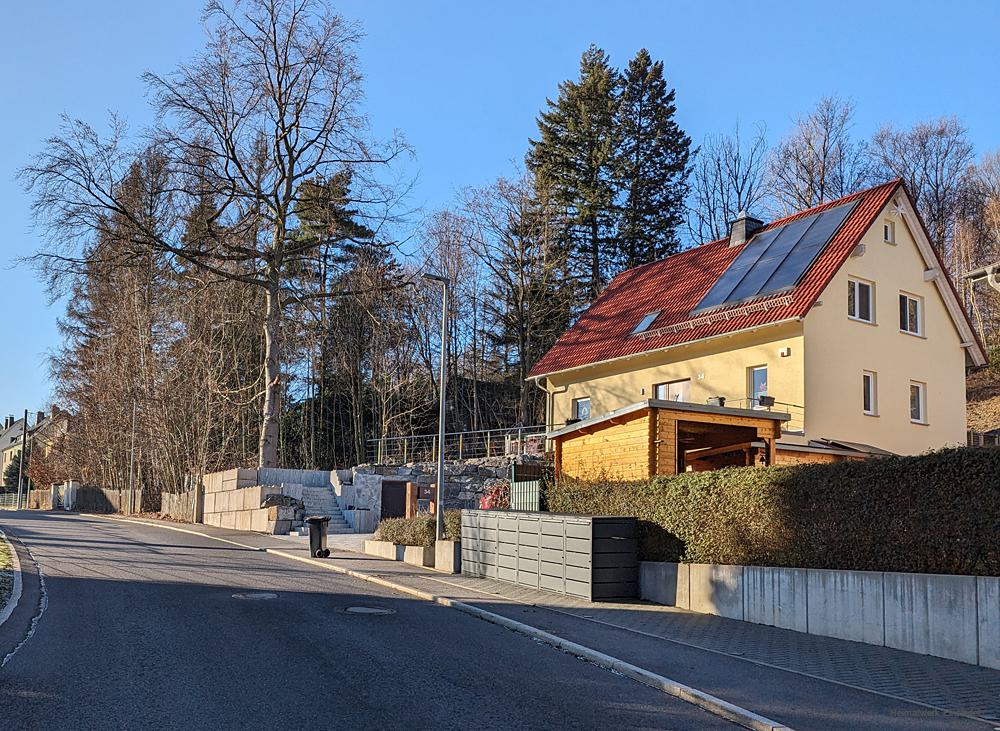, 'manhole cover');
342,606,395,615
232,592,278,600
